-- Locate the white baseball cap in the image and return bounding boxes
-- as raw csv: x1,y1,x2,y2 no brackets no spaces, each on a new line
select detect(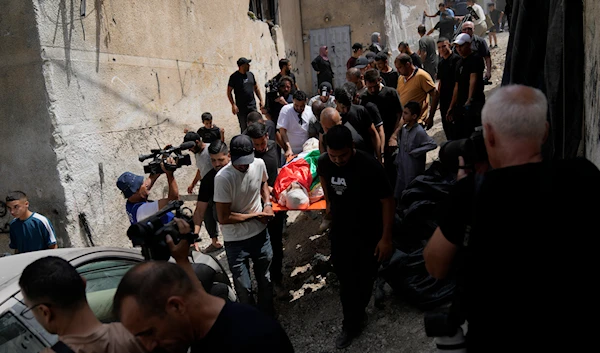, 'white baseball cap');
453,33,472,45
